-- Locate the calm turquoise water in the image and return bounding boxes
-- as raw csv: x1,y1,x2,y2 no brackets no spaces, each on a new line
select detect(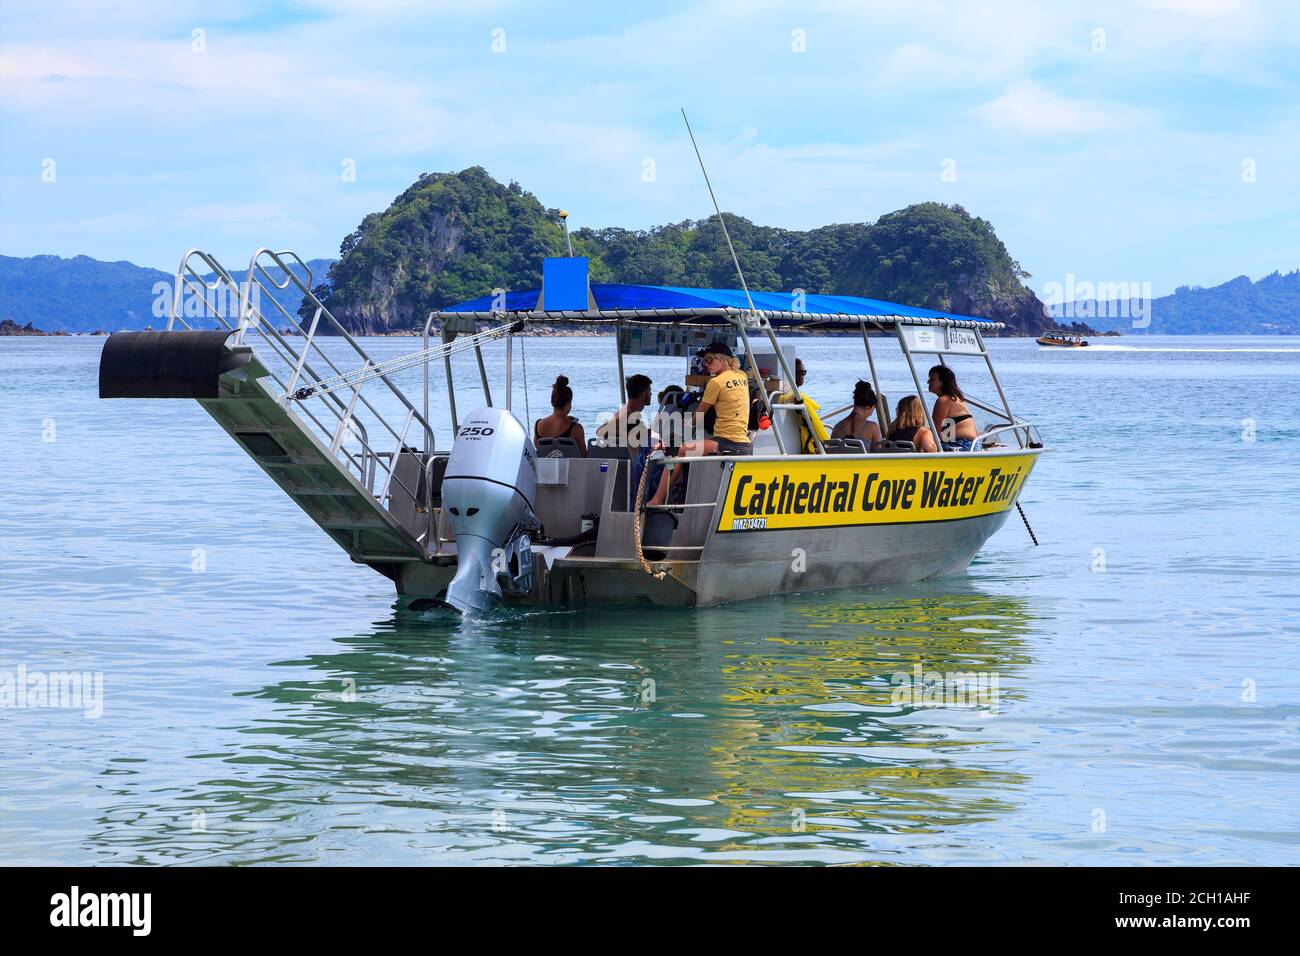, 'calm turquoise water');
1,334,1297,865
